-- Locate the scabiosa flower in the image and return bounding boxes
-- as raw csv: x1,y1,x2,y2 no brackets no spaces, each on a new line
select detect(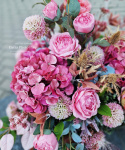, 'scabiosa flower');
87,46,105,65
102,103,124,128
48,96,72,120
23,15,49,41
85,131,106,150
